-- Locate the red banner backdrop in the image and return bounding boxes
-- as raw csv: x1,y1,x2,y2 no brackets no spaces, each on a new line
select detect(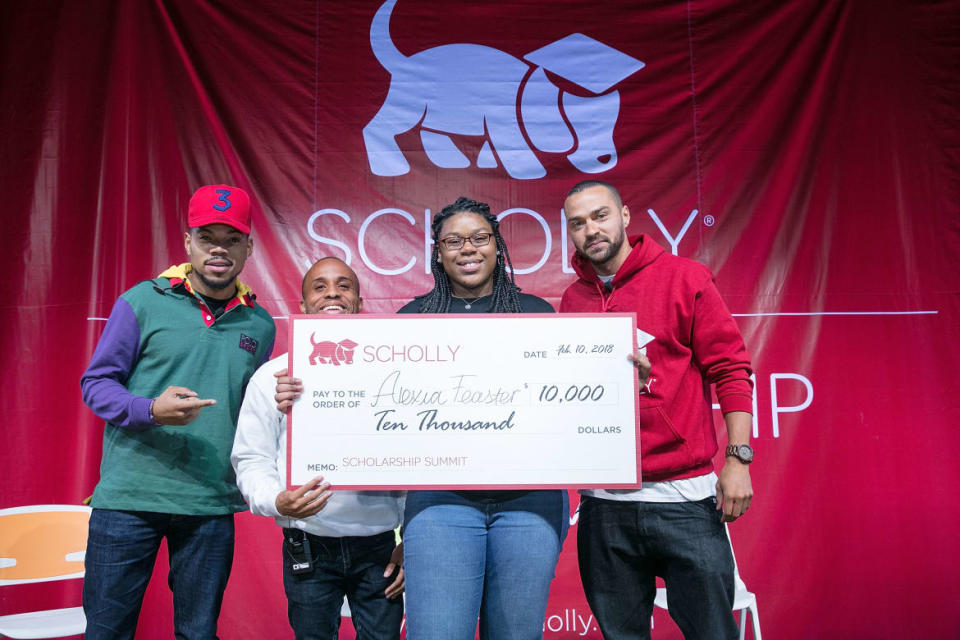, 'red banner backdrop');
2,1,959,638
